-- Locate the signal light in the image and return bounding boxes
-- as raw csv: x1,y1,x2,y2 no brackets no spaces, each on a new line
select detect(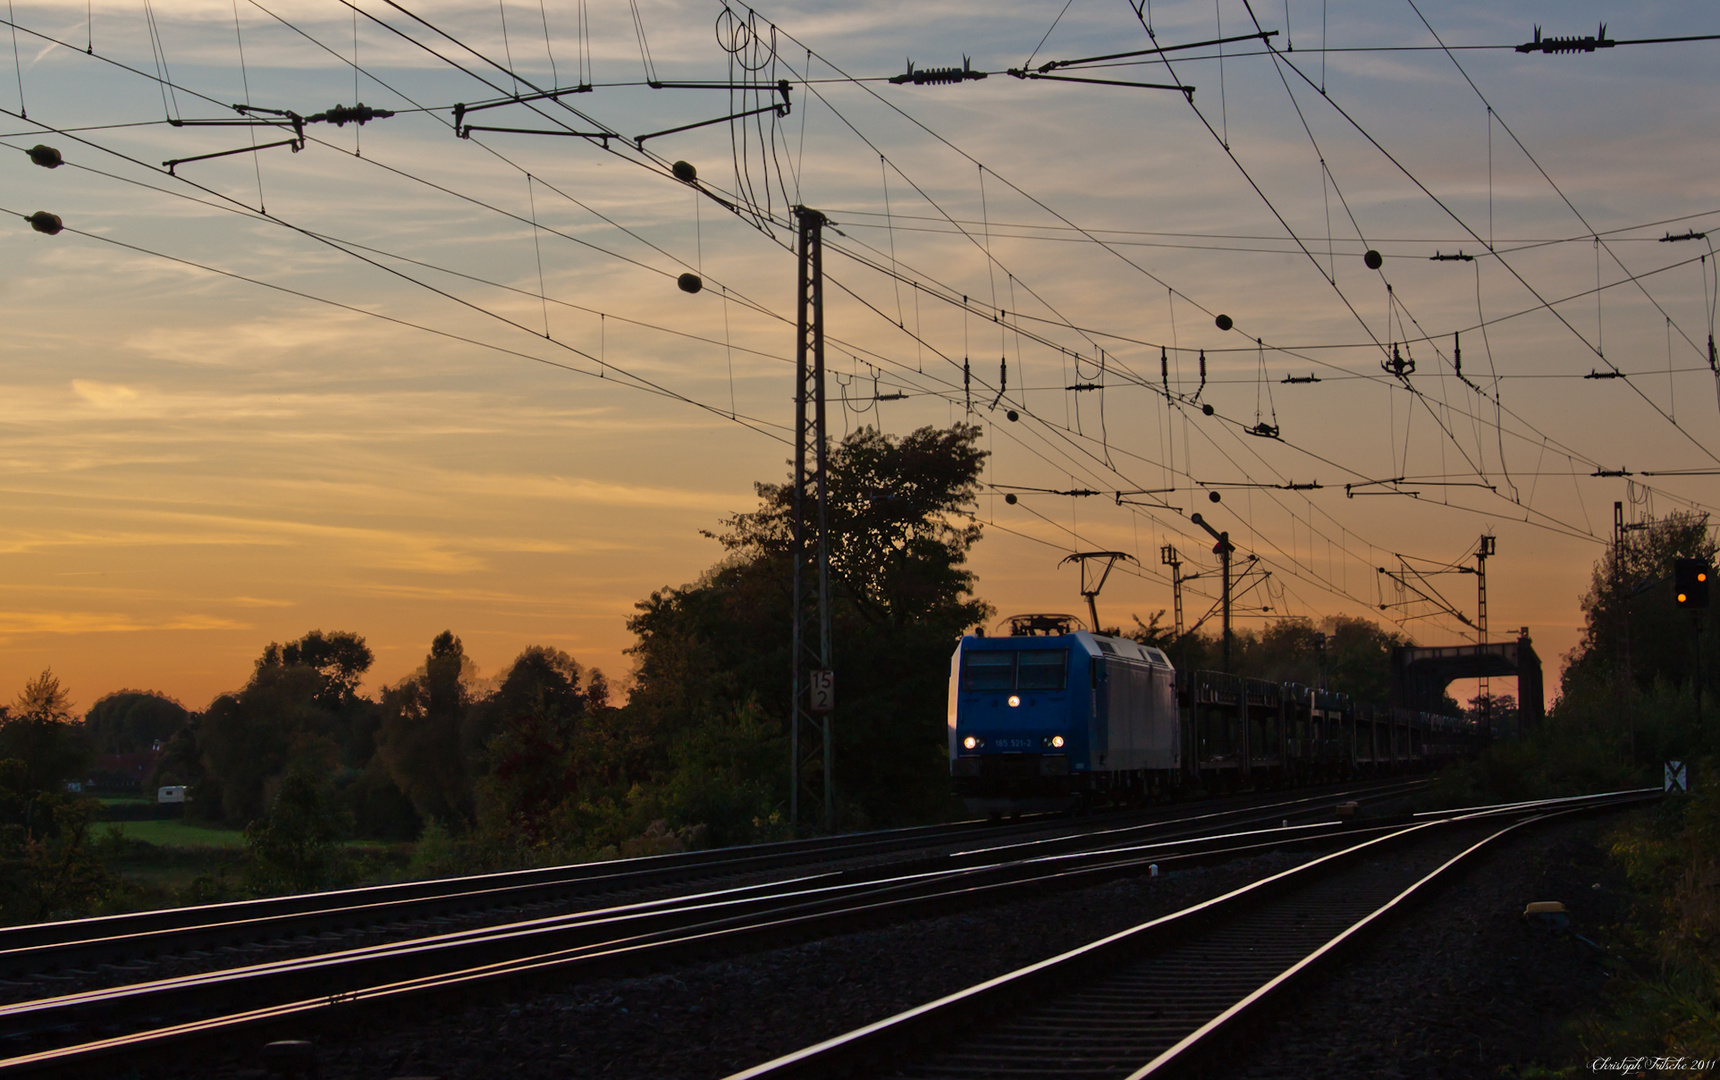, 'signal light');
1674,557,1711,608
